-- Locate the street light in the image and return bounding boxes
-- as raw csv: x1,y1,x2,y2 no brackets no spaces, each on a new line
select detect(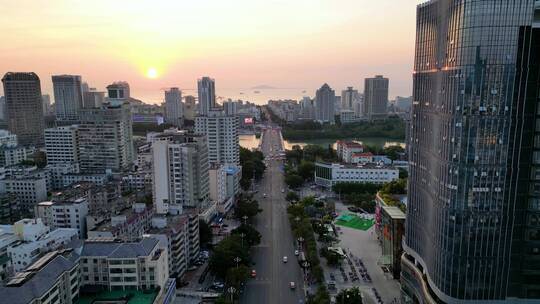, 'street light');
234,257,242,268
240,232,246,248
227,286,236,303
